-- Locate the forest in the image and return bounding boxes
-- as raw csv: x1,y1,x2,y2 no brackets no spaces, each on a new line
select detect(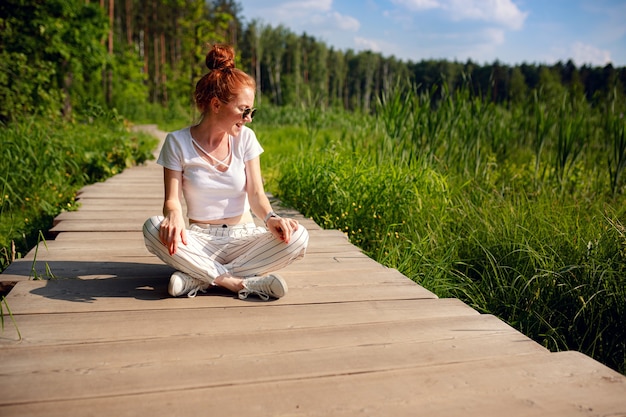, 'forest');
1,0,625,375
1,0,625,123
